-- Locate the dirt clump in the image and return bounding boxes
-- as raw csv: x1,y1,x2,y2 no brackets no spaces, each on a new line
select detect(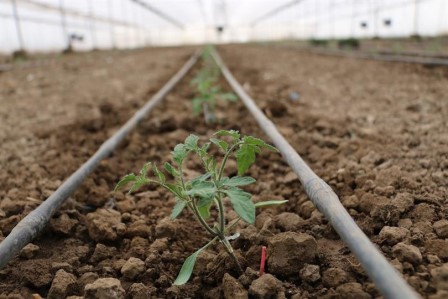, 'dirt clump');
222,273,248,299
275,212,303,231
322,267,352,288
392,243,423,265
335,282,371,299
85,208,122,242
47,269,76,299
267,232,317,276
120,257,145,279
249,274,283,299
299,264,321,283
19,243,40,259
20,259,53,288
433,220,448,238
84,278,125,299
128,282,156,298
378,226,408,245
155,216,177,238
